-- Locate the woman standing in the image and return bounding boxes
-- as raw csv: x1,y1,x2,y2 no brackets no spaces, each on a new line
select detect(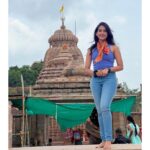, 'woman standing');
84,22,123,150
126,116,141,144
